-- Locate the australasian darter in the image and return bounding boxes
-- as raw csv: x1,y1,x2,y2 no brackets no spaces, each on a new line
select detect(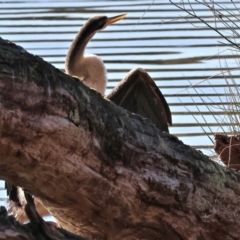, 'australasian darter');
5,14,172,223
